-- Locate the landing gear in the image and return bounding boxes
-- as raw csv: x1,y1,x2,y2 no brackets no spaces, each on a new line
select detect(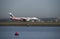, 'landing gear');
22,19,26,22
30,20,38,22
